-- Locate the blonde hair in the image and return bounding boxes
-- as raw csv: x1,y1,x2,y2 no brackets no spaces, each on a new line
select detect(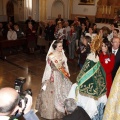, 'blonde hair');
91,35,103,55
